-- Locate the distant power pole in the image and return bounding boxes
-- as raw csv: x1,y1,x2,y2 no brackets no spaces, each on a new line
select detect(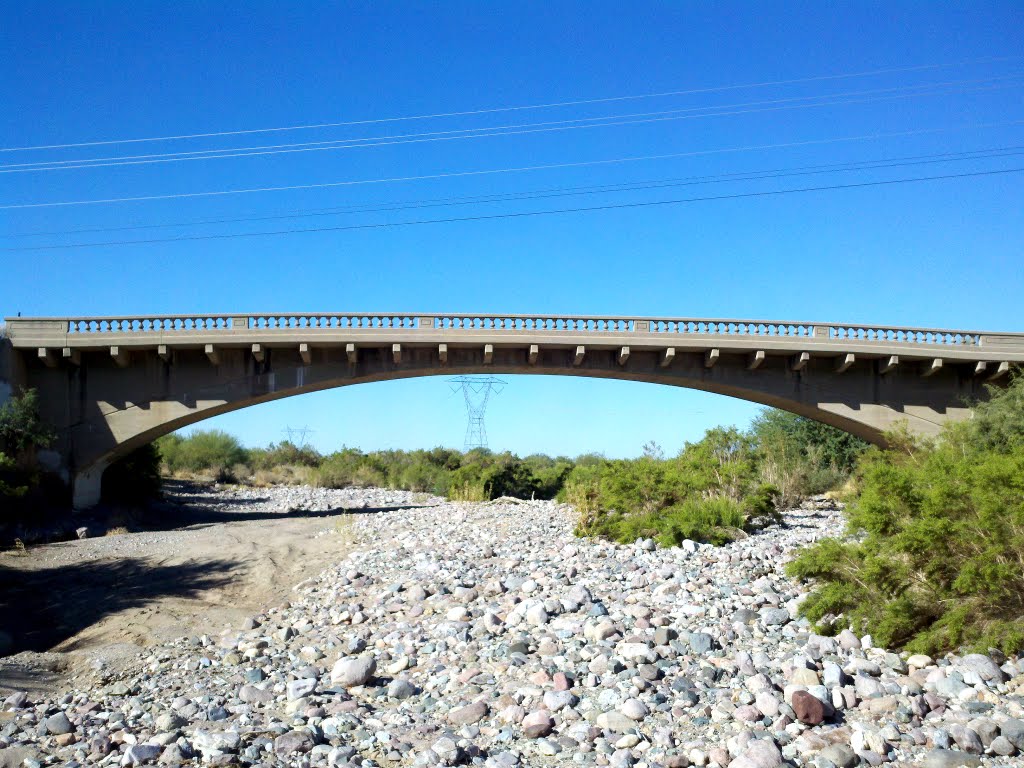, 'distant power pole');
448,376,505,451
283,425,314,447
